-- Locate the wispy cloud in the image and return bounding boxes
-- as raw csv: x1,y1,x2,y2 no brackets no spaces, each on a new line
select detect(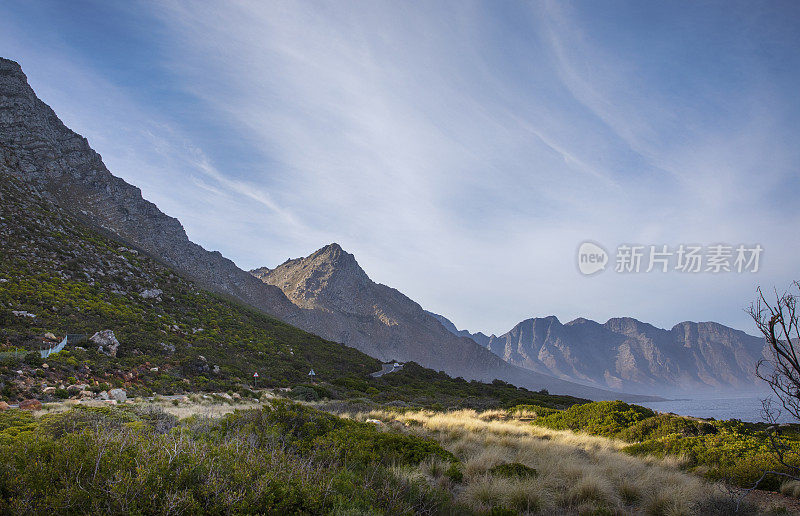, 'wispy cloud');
2,0,798,334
